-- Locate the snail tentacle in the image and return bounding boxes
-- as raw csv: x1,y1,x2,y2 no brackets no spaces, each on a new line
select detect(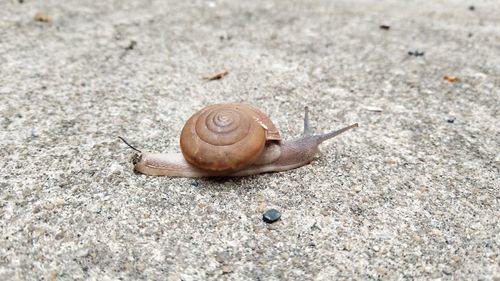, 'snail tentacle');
302,106,312,136
313,123,359,144
119,136,142,153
